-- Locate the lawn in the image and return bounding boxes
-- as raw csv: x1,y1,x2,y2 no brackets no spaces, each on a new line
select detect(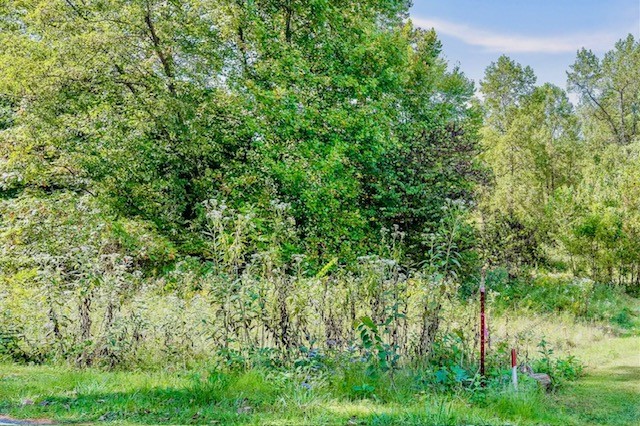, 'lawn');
0,336,637,425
